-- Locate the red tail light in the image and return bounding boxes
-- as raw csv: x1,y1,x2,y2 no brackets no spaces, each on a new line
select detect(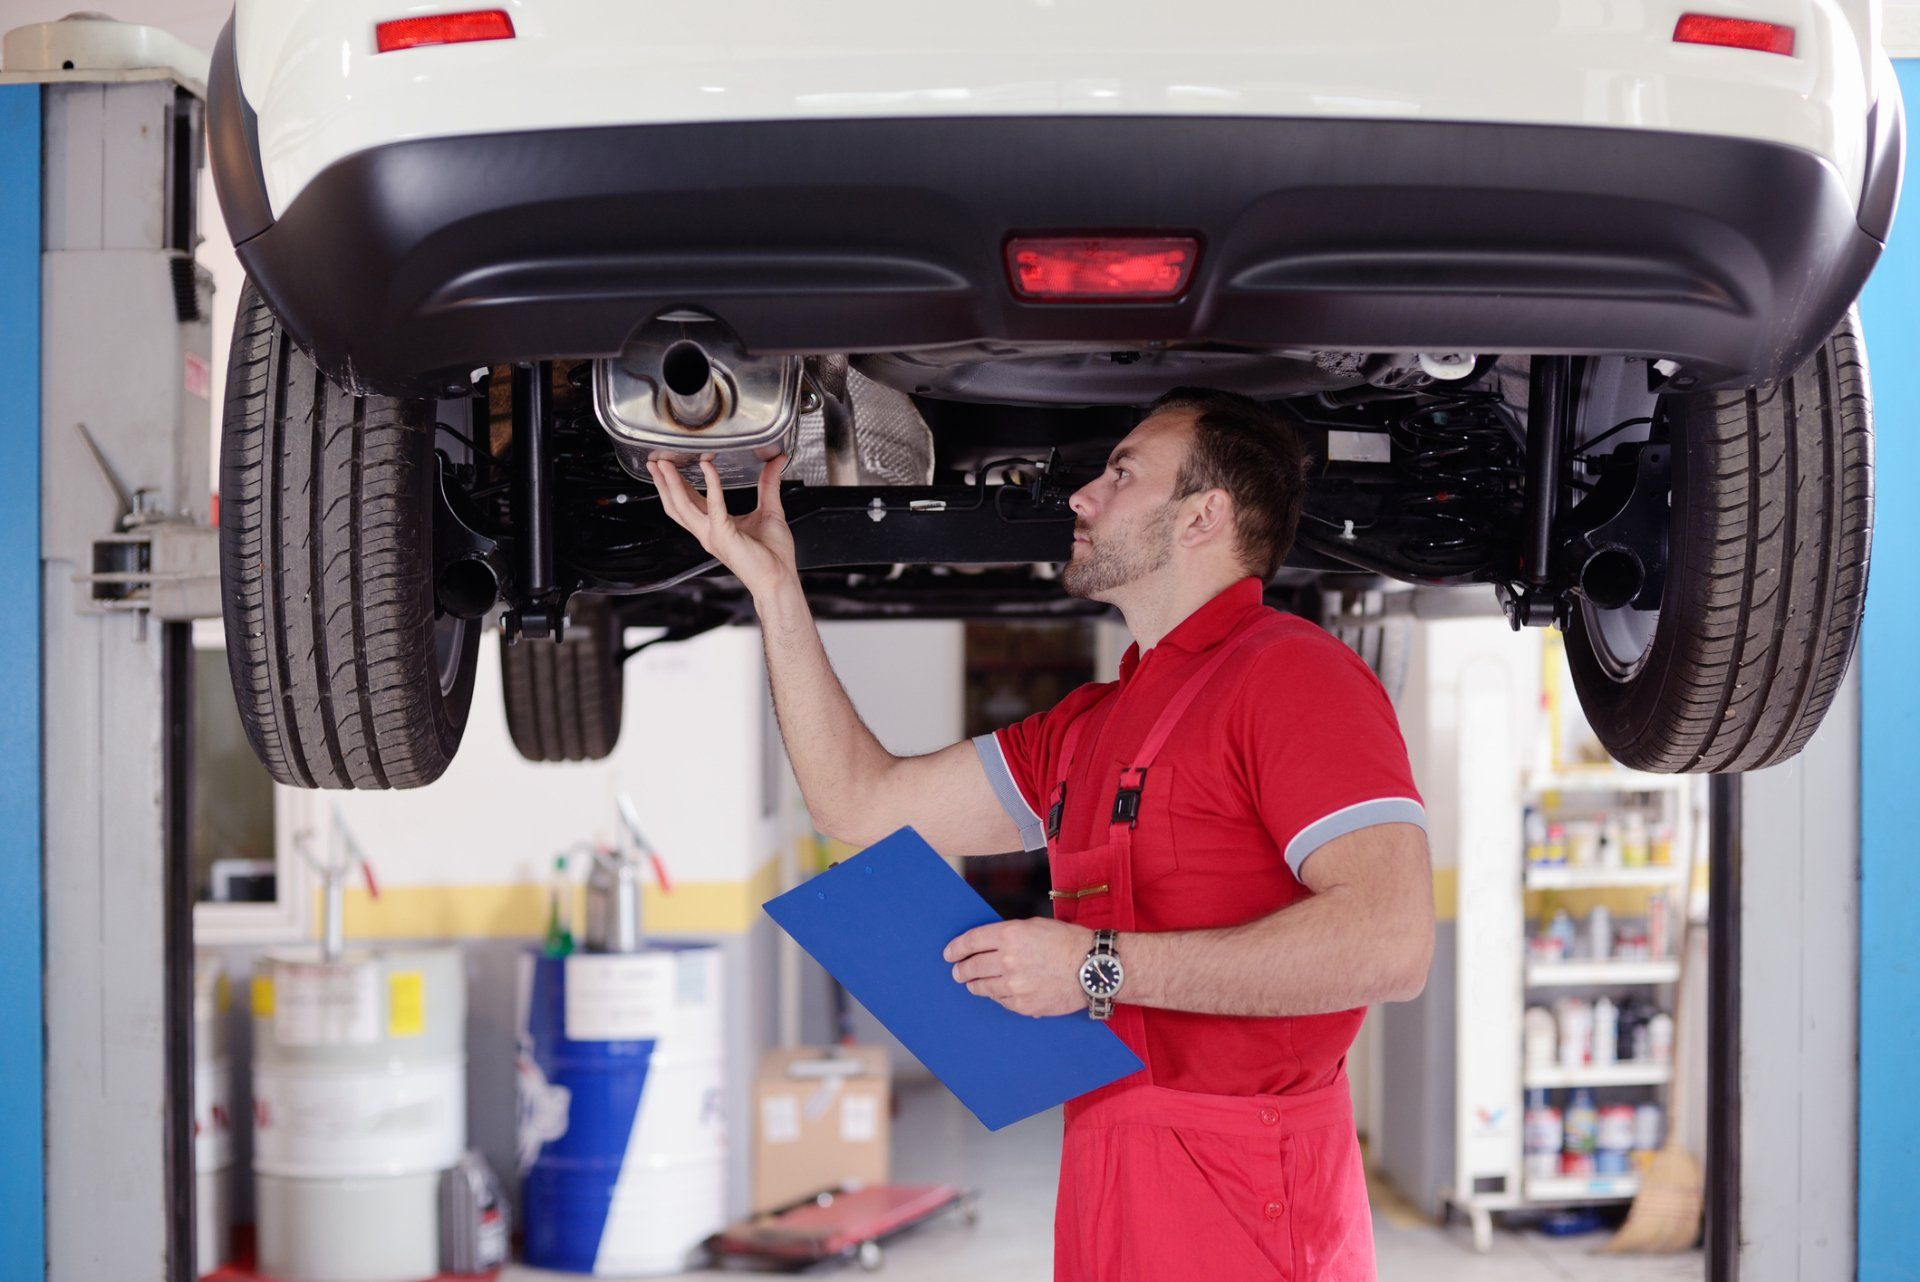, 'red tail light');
1006,236,1198,302
1672,13,1795,56
375,9,516,53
